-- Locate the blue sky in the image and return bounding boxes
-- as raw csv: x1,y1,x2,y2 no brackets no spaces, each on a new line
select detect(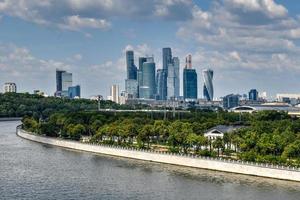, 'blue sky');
0,0,300,99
